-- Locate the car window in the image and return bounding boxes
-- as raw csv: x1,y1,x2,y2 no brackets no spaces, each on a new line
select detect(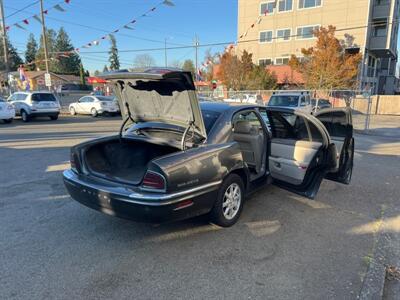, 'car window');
232,110,262,129
317,111,349,137
300,96,306,106
267,111,323,142
31,93,57,102
8,94,17,101
80,97,89,103
17,94,28,101
201,110,221,134
268,95,299,107
96,96,113,101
